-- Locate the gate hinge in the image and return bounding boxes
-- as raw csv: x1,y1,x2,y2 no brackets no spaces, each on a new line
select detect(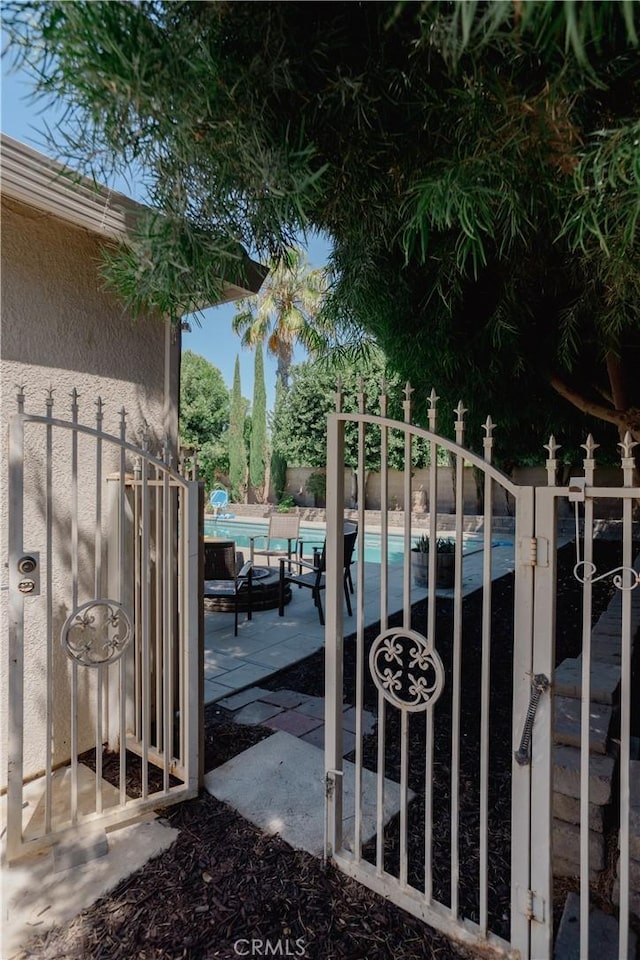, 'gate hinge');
518,537,548,567
516,885,546,924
